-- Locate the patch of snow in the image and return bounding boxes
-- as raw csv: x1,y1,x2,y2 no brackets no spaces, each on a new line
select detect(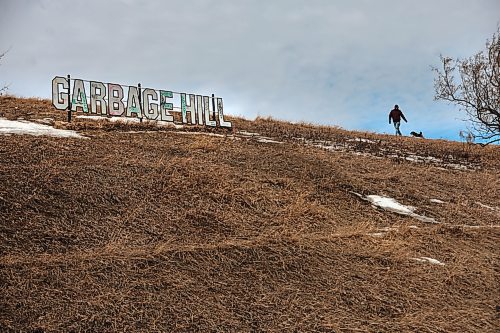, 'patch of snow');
409,225,419,229
430,199,445,204
444,163,469,171
109,117,143,124
378,227,398,232
412,257,445,266
353,192,438,224
366,195,415,215
77,115,108,121
77,115,185,128
476,202,499,211
311,142,345,152
173,131,227,138
79,115,142,123
410,214,438,224
347,137,376,144
236,131,283,144
0,118,85,139
381,152,472,170
237,130,261,137
367,232,385,237
256,137,283,144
